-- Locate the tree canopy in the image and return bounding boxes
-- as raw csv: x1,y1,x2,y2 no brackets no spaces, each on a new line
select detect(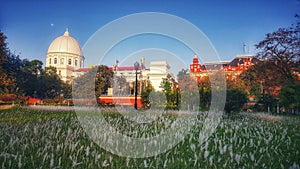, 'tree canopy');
239,15,300,113
0,31,69,101
255,16,300,83
73,65,113,99
279,84,300,113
